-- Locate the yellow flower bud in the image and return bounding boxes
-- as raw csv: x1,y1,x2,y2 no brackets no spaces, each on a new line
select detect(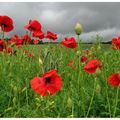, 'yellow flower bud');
74,23,83,35
39,57,43,65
